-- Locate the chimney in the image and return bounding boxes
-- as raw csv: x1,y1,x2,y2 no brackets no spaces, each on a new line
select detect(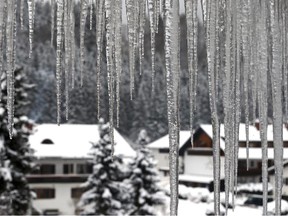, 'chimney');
285,122,288,130
254,119,260,131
